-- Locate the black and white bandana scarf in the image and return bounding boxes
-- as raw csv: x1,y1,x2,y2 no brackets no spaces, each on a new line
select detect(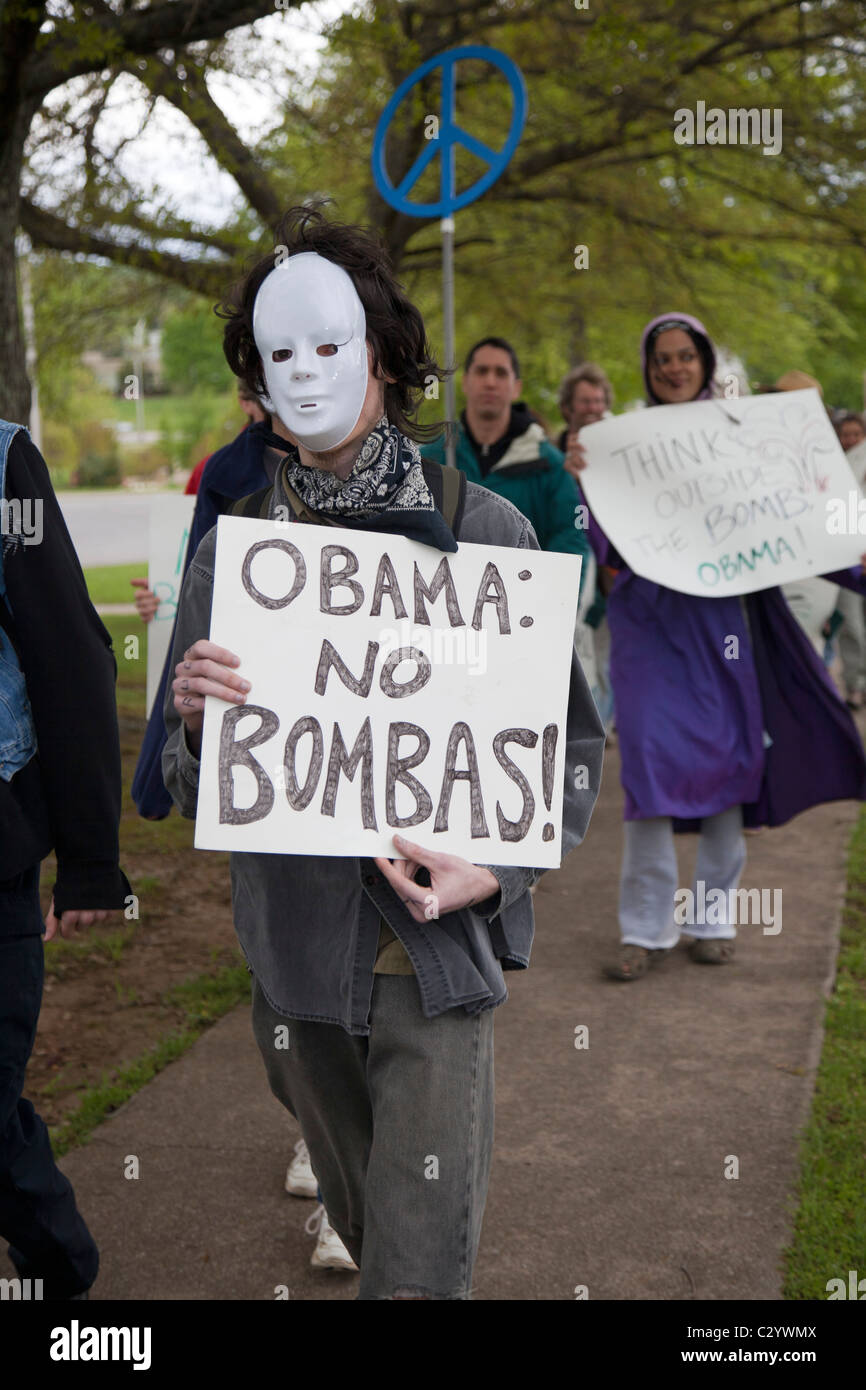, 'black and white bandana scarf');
266,415,458,552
